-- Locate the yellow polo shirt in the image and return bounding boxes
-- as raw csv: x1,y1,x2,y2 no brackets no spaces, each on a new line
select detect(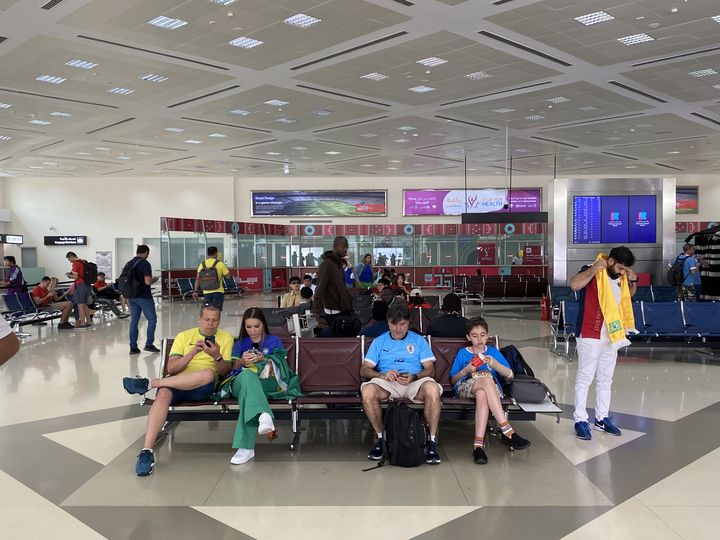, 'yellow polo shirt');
197,258,230,294
169,327,234,377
